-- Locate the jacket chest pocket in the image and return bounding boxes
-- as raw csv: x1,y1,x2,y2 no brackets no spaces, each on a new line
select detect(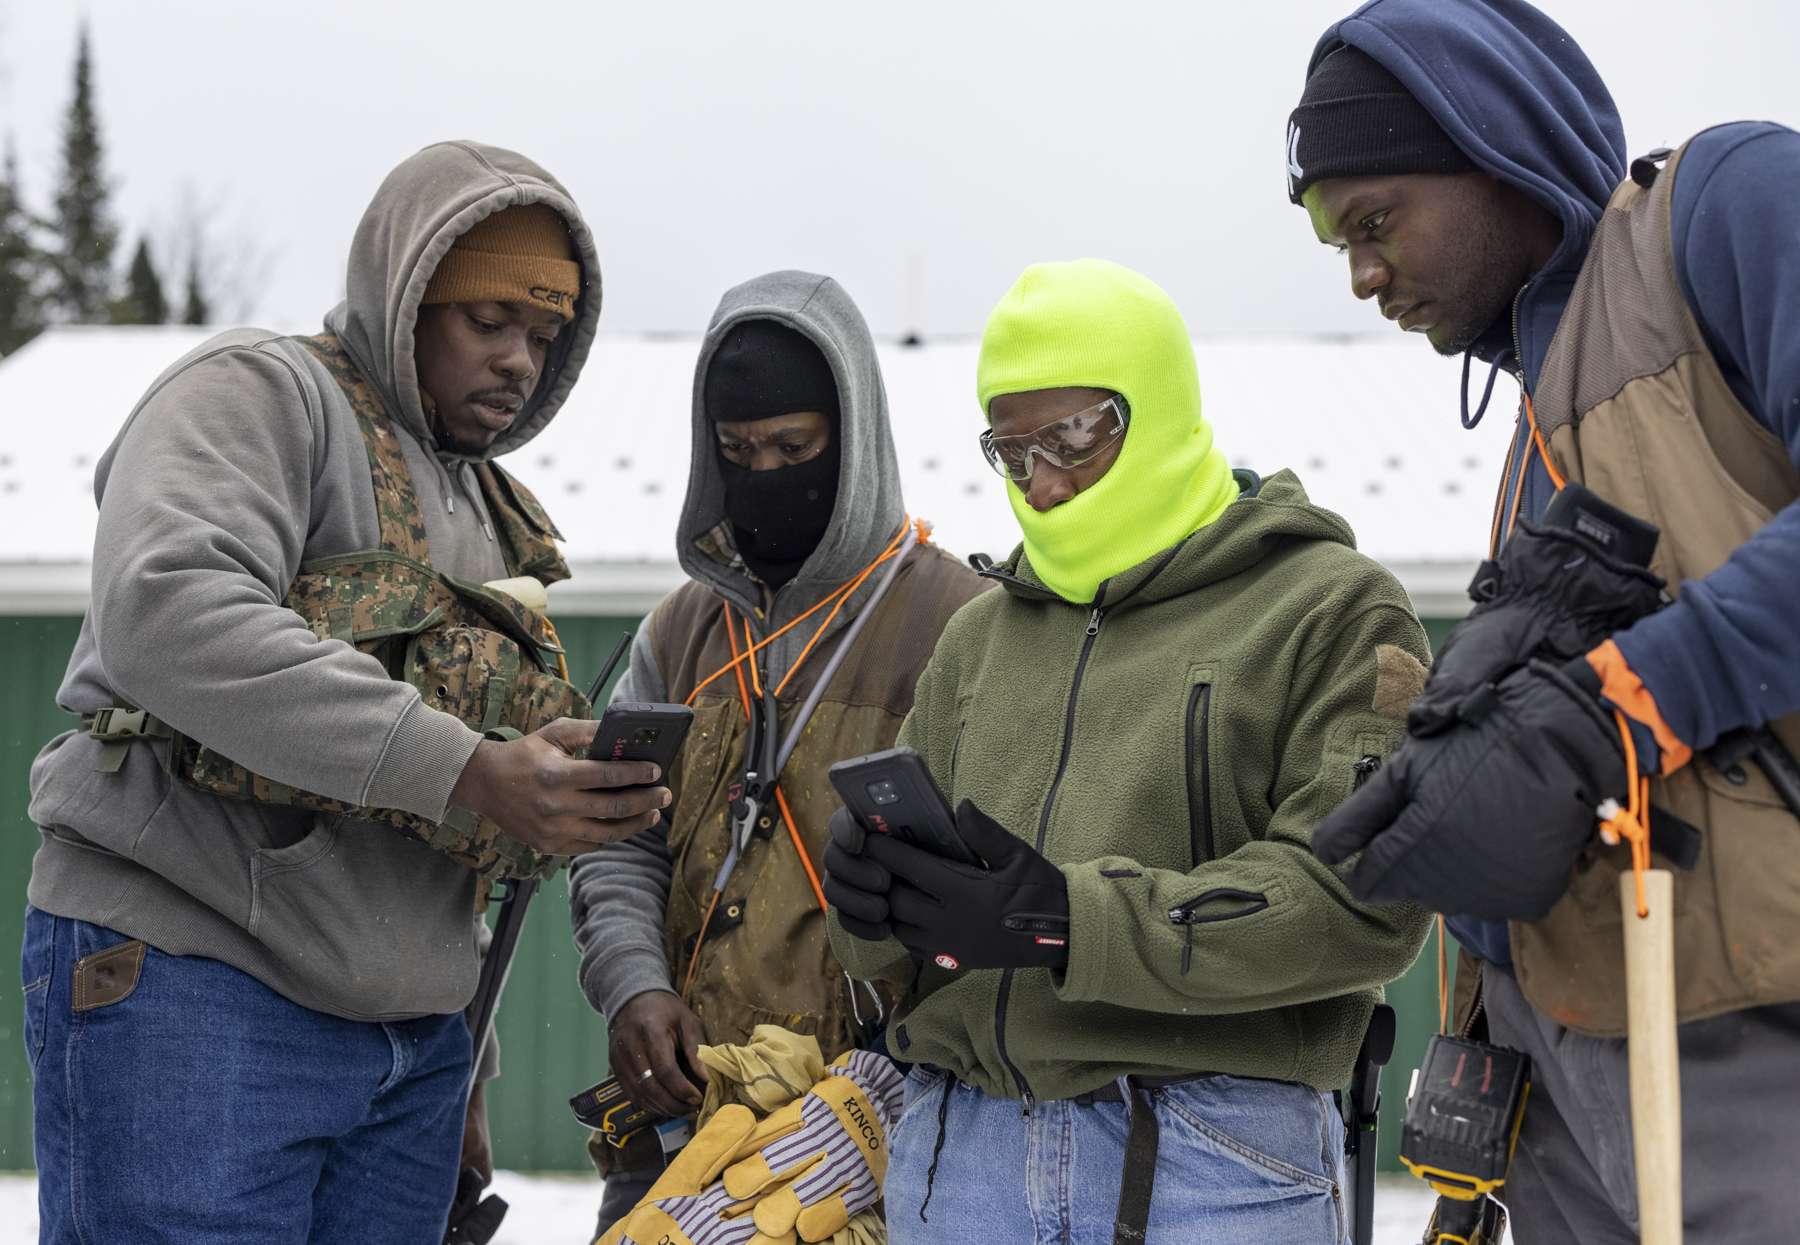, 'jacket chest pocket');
1185,667,1218,869
948,695,973,796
